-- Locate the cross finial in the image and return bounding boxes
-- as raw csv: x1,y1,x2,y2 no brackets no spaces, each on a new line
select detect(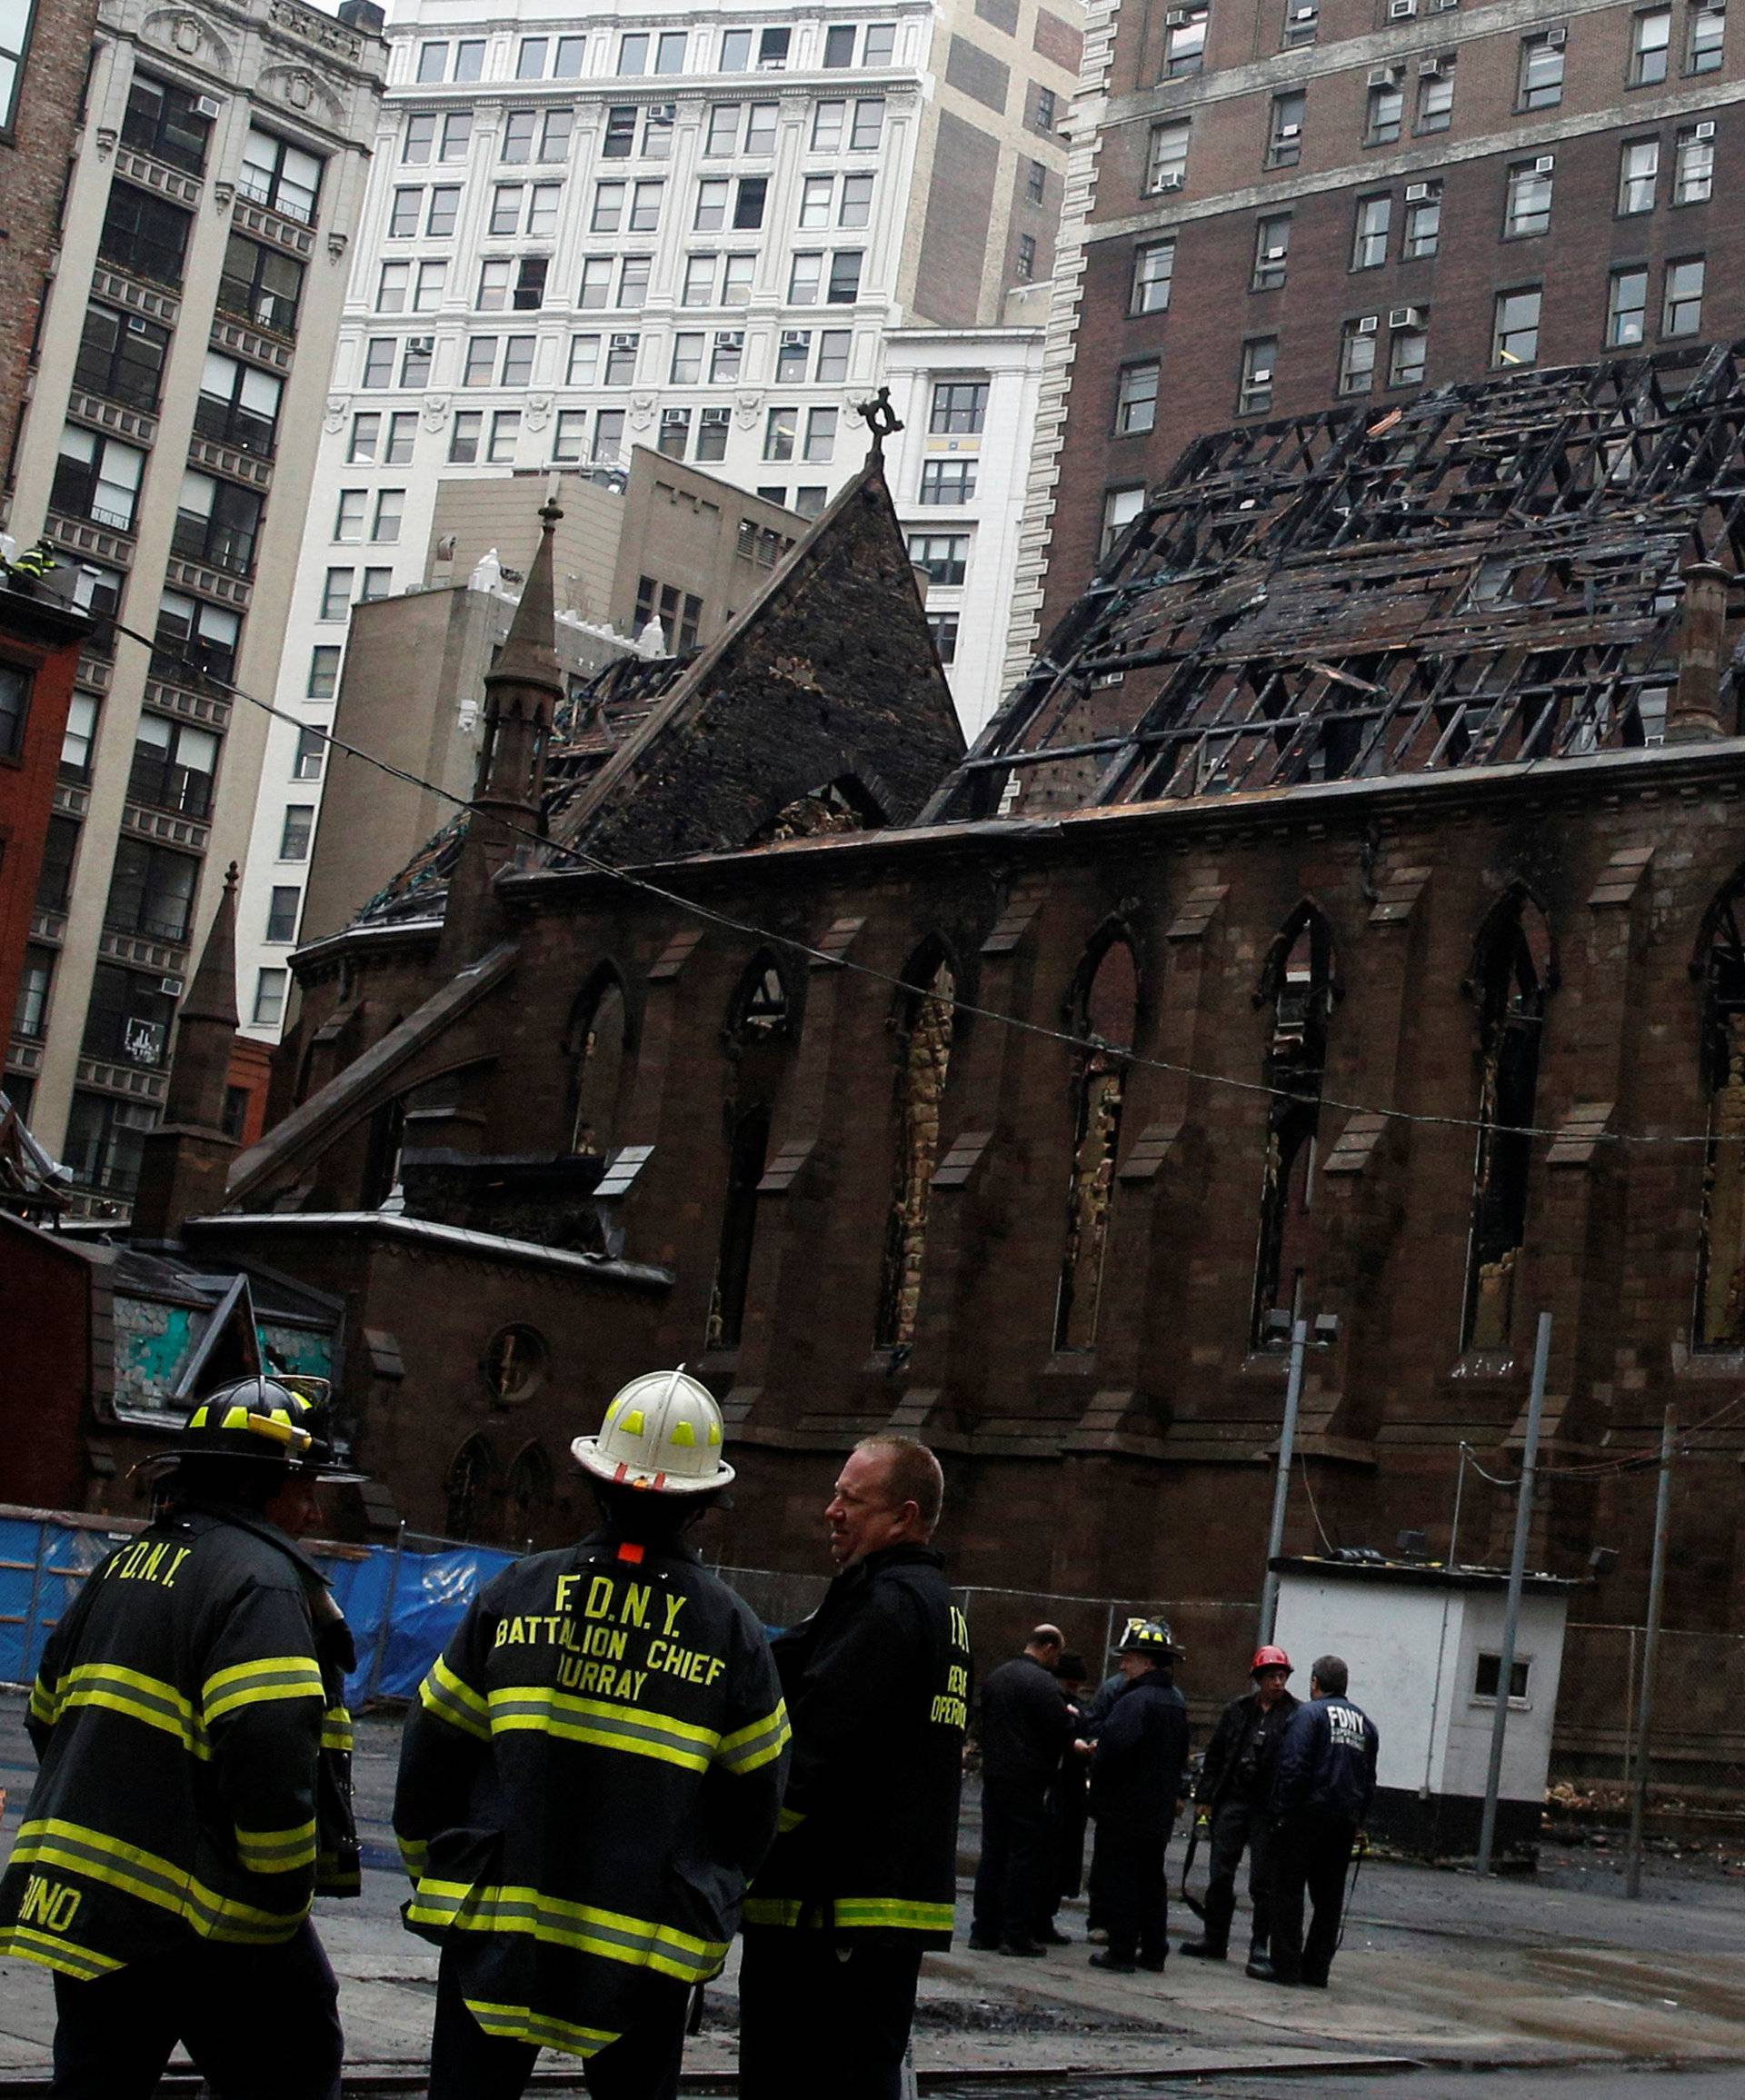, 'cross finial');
855,386,904,459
